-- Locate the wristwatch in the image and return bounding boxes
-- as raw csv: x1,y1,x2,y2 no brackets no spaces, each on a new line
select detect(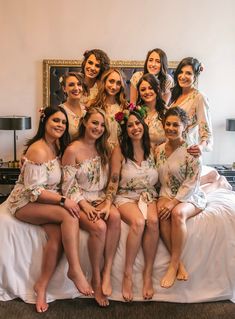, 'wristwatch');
60,196,66,207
